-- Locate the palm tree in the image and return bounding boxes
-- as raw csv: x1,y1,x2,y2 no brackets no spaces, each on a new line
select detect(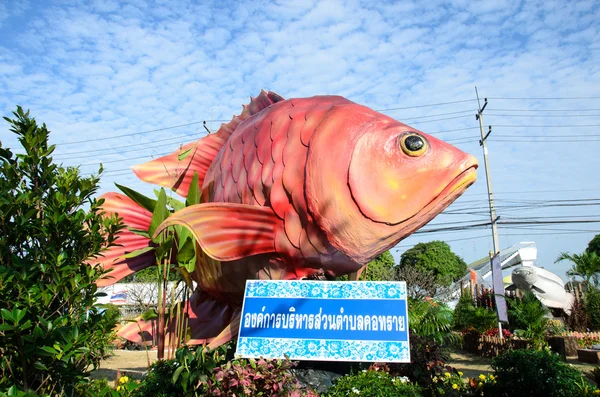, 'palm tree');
555,251,600,287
